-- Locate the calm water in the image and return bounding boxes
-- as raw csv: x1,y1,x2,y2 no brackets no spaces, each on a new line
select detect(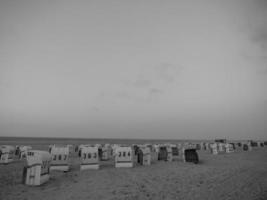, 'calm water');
0,136,212,146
